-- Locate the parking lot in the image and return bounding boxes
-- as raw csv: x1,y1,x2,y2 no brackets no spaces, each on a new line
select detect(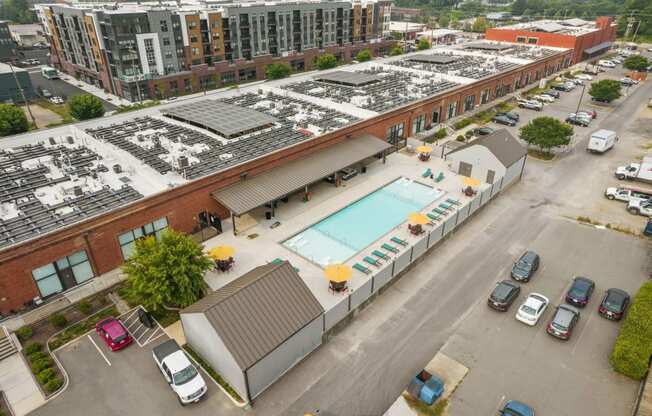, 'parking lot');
444,217,646,416
27,69,117,112
30,308,238,416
